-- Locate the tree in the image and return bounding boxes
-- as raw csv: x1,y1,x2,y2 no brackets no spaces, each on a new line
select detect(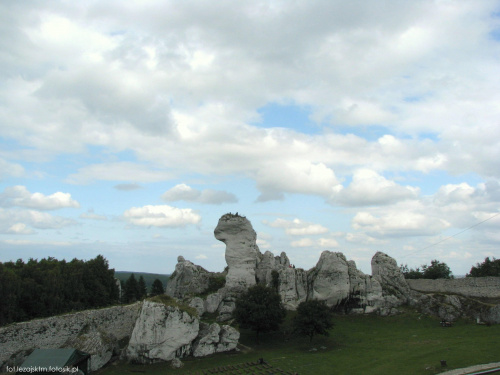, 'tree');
422,260,453,279
137,276,148,299
467,257,500,277
123,274,139,303
293,299,334,343
400,260,453,279
400,264,423,279
150,278,165,296
233,284,286,344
